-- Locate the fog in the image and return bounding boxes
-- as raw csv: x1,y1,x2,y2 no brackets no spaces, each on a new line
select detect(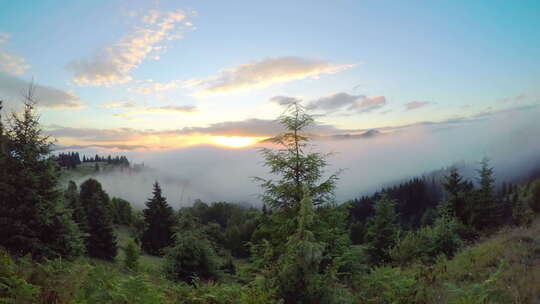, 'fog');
71,106,540,210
